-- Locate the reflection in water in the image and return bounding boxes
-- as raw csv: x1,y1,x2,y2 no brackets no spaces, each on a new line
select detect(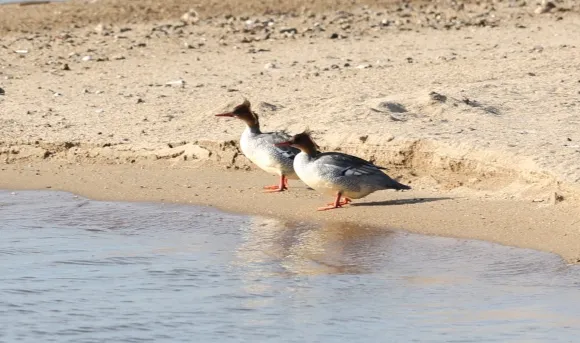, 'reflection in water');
236,217,395,277
2,190,580,343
